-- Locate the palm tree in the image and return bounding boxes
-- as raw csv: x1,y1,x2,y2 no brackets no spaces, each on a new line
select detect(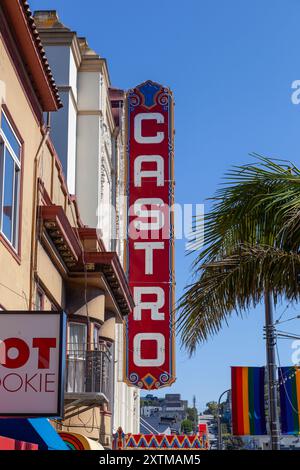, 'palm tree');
178,155,300,449
178,155,300,351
